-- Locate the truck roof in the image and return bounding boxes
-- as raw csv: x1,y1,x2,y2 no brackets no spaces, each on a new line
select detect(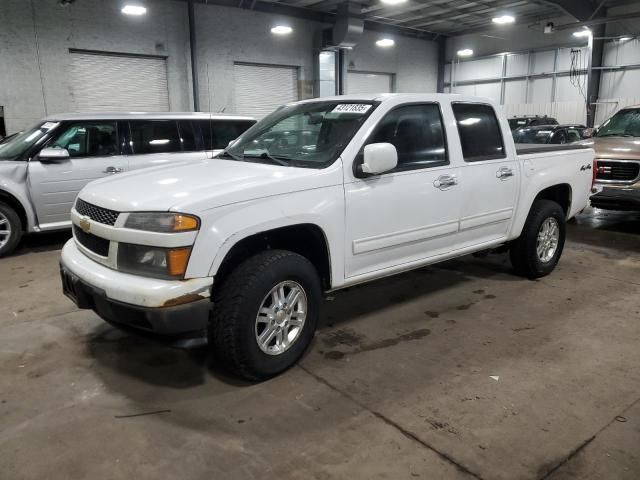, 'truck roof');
43,112,255,121
295,93,495,105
